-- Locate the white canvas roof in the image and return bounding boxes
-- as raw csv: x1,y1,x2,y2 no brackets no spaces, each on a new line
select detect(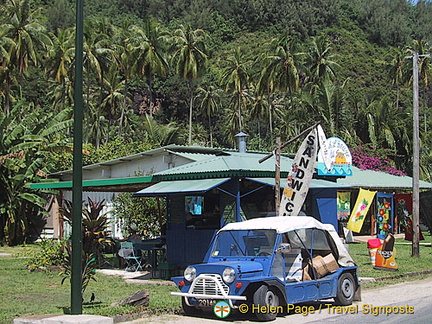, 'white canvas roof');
219,216,355,267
